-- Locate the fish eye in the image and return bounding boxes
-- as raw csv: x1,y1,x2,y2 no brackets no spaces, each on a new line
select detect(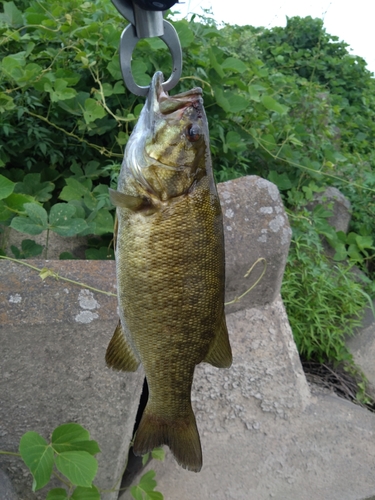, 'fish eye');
186,124,201,142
